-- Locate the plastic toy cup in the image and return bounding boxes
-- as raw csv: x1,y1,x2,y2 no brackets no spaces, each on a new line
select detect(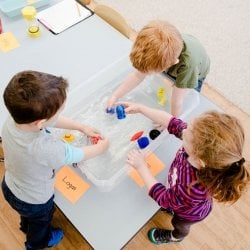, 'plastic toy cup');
116,104,126,119
106,107,115,114
149,129,161,140
63,133,75,143
90,136,101,144
137,136,149,149
130,131,144,141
